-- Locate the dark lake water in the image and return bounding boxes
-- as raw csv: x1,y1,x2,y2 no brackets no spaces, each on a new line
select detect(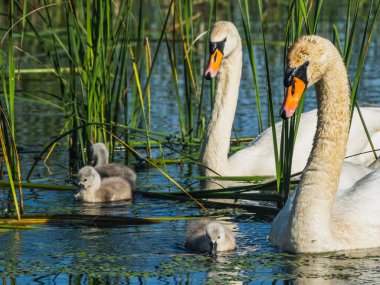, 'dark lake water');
2,1,380,284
